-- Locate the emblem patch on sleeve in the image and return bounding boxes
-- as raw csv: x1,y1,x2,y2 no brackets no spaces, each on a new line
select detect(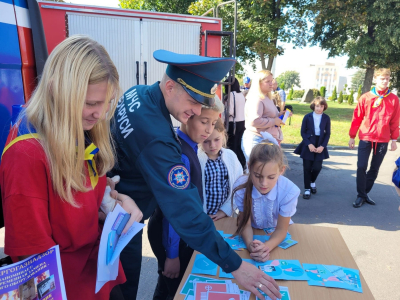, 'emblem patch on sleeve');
167,165,190,189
